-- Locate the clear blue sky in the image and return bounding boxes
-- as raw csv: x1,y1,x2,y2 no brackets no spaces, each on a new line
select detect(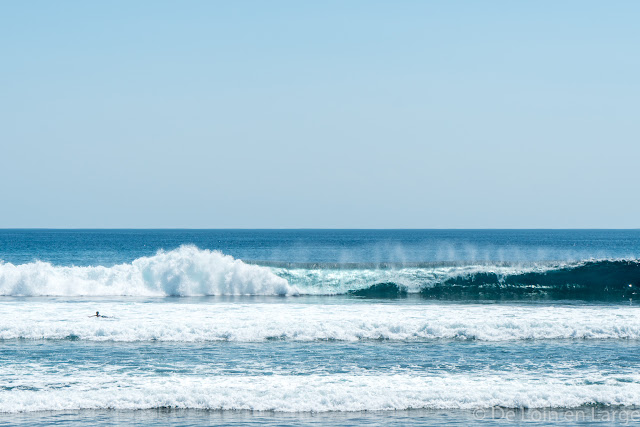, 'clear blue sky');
1,1,638,228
